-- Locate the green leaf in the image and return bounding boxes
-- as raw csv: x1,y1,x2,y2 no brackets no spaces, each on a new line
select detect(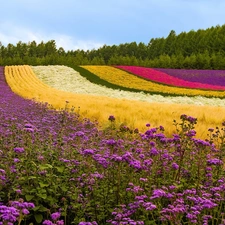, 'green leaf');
37,193,47,199
61,186,68,192
28,176,37,180
55,166,65,173
61,211,67,217
34,214,43,223
39,182,49,188
39,164,53,170
145,221,157,225
46,196,56,205
39,205,48,212
32,206,40,211
25,195,34,201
